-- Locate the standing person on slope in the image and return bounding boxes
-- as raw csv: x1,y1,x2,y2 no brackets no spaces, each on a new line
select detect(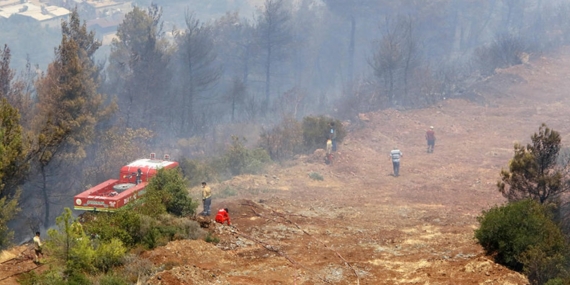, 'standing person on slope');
325,138,333,165
33,231,43,264
329,122,337,152
426,126,436,153
390,147,403,177
201,182,212,216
